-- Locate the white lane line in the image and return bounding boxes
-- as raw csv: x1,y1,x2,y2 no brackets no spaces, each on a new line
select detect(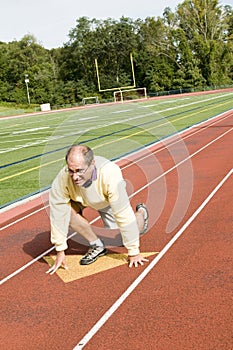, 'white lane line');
0,205,49,231
0,218,100,286
123,110,232,171
74,168,233,350
131,127,233,197
0,246,55,286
